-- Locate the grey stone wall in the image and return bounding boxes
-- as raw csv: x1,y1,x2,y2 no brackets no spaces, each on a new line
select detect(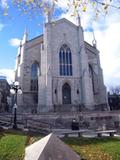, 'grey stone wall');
19,111,120,130
15,18,108,113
